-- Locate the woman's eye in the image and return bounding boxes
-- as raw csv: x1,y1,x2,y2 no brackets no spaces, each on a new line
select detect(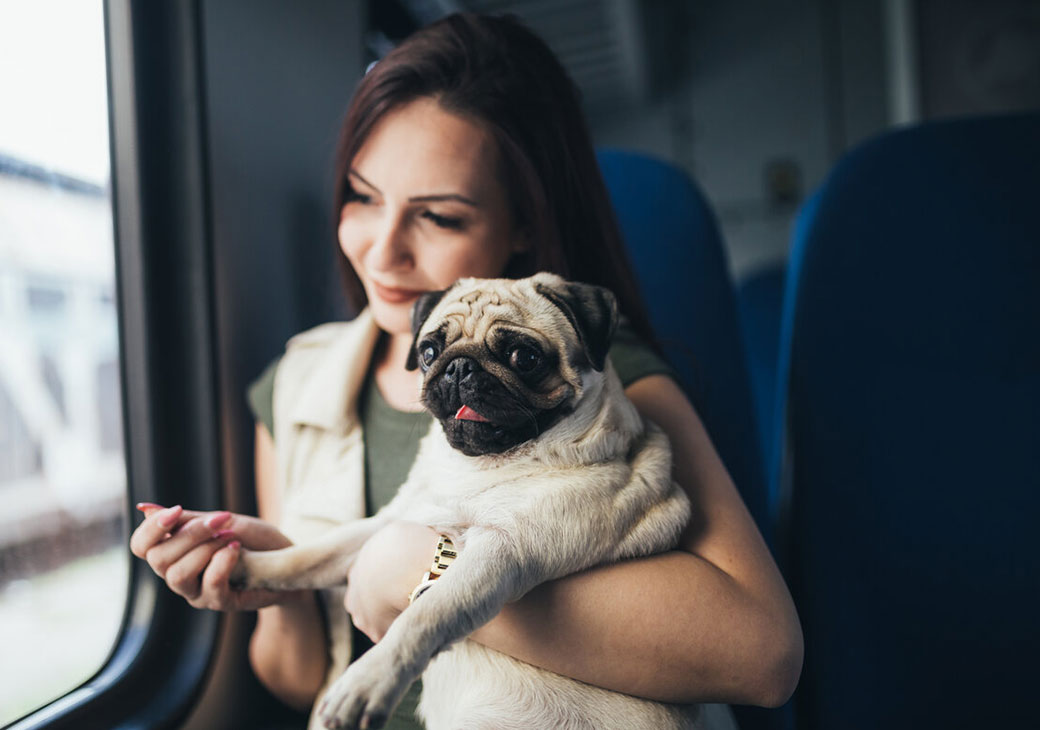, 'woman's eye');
420,344,439,369
422,210,464,230
345,188,372,205
509,346,542,373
